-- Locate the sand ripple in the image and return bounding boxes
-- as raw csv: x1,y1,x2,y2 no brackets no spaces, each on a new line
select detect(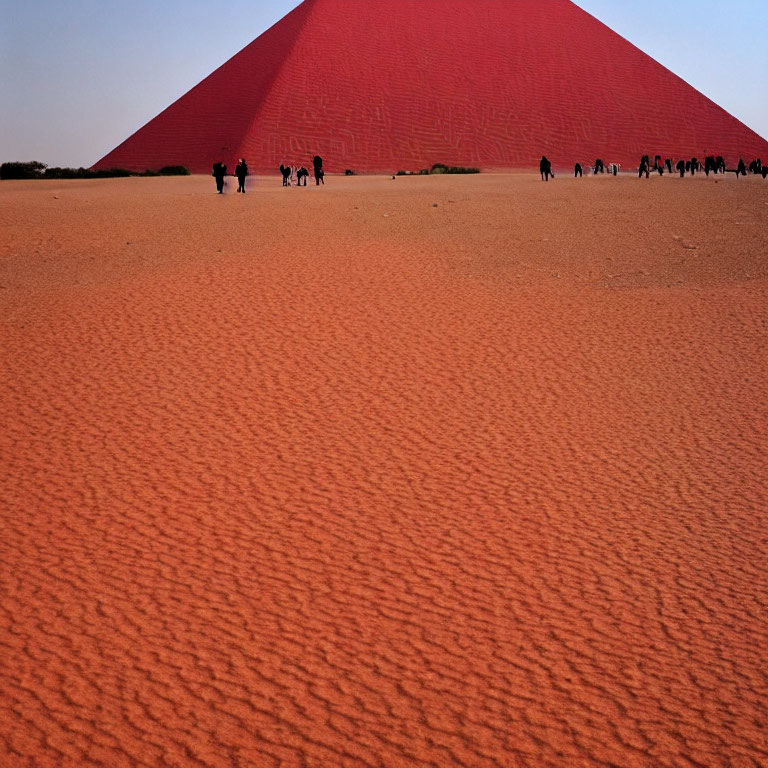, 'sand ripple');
1,175,767,767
